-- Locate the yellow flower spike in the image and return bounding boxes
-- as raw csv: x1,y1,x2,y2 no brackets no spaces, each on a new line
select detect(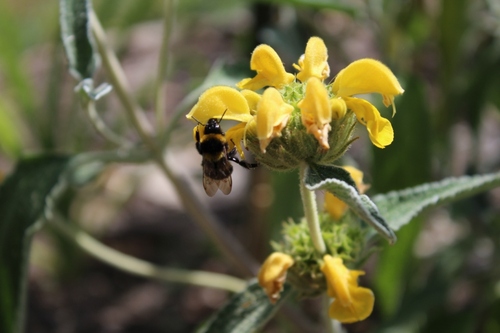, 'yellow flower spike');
255,87,294,153
332,58,404,116
240,89,262,114
325,166,369,220
186,86,253,124
294,36,330,83
321,255,374,323
226,122,247,159
297,77,332,149
258,252,294,304
236,44,295,91
344,97,394,148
